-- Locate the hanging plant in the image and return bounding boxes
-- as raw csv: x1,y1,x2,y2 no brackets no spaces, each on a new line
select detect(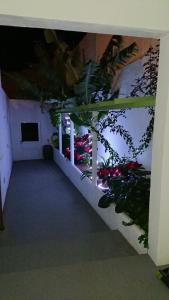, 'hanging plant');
49,108,60,127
